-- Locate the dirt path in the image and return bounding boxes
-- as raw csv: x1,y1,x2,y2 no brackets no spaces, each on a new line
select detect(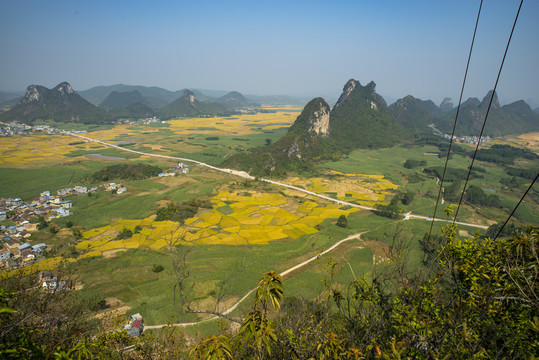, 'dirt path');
144,231,365,330
68,132,489,329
